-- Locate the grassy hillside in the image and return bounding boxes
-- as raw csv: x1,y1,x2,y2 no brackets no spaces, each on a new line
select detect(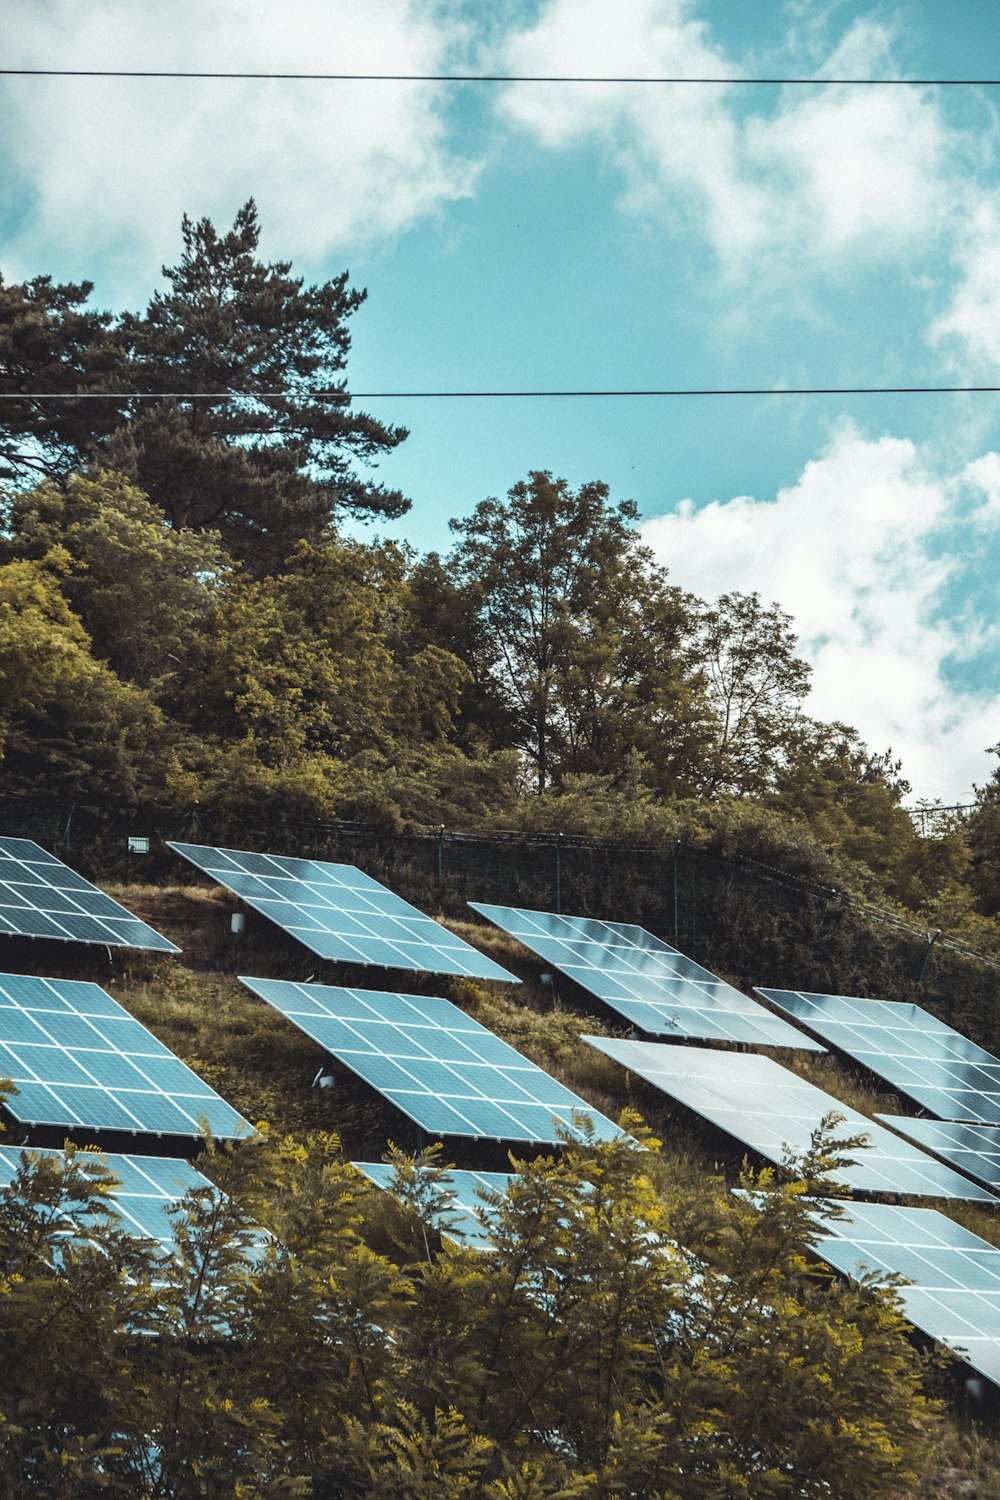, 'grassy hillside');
8,876,1000,1494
